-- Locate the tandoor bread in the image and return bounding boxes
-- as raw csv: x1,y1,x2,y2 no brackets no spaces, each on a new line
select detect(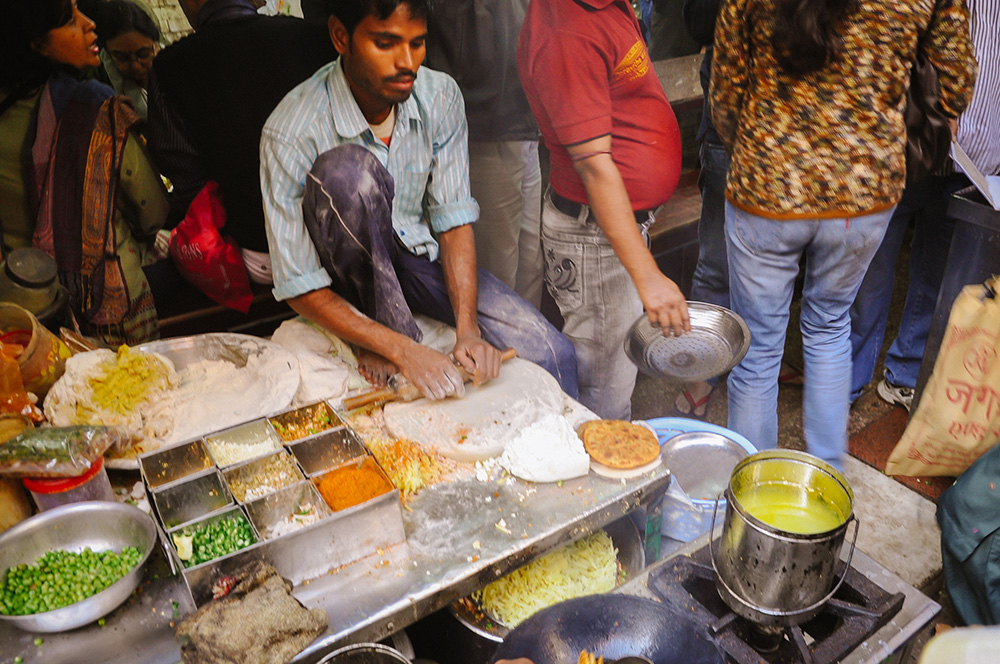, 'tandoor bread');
579,420,660,469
